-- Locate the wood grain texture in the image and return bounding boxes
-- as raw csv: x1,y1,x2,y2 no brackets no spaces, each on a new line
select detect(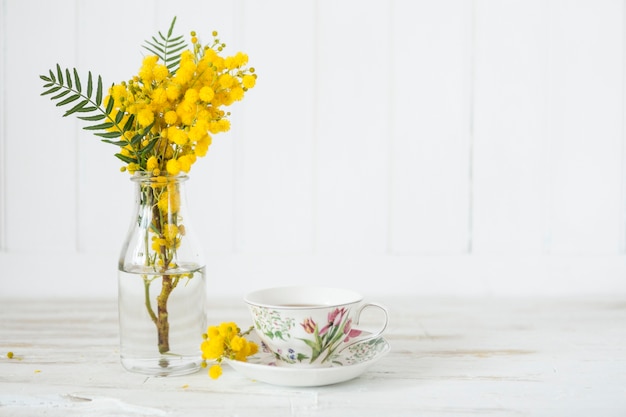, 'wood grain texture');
1,296,625,416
